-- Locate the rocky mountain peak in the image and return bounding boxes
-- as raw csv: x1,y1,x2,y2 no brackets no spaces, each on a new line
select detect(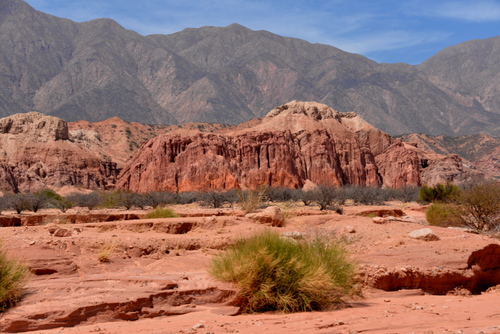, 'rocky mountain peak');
266,101,342,121
0,112,69,141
